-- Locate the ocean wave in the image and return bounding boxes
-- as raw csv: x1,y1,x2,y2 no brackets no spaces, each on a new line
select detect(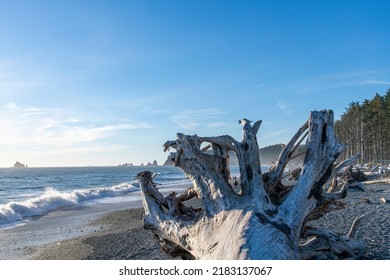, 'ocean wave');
0,182,140,226
157,178,191,186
